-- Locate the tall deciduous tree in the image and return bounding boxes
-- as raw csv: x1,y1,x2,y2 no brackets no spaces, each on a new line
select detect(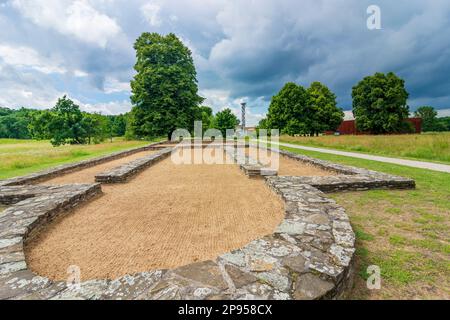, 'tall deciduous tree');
352,72,409,134
213,108,239,136
414,106,439,132
47,96,86,146
267,82,309,135
129,33,204,139
307,82,344,135
199,106,214,132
